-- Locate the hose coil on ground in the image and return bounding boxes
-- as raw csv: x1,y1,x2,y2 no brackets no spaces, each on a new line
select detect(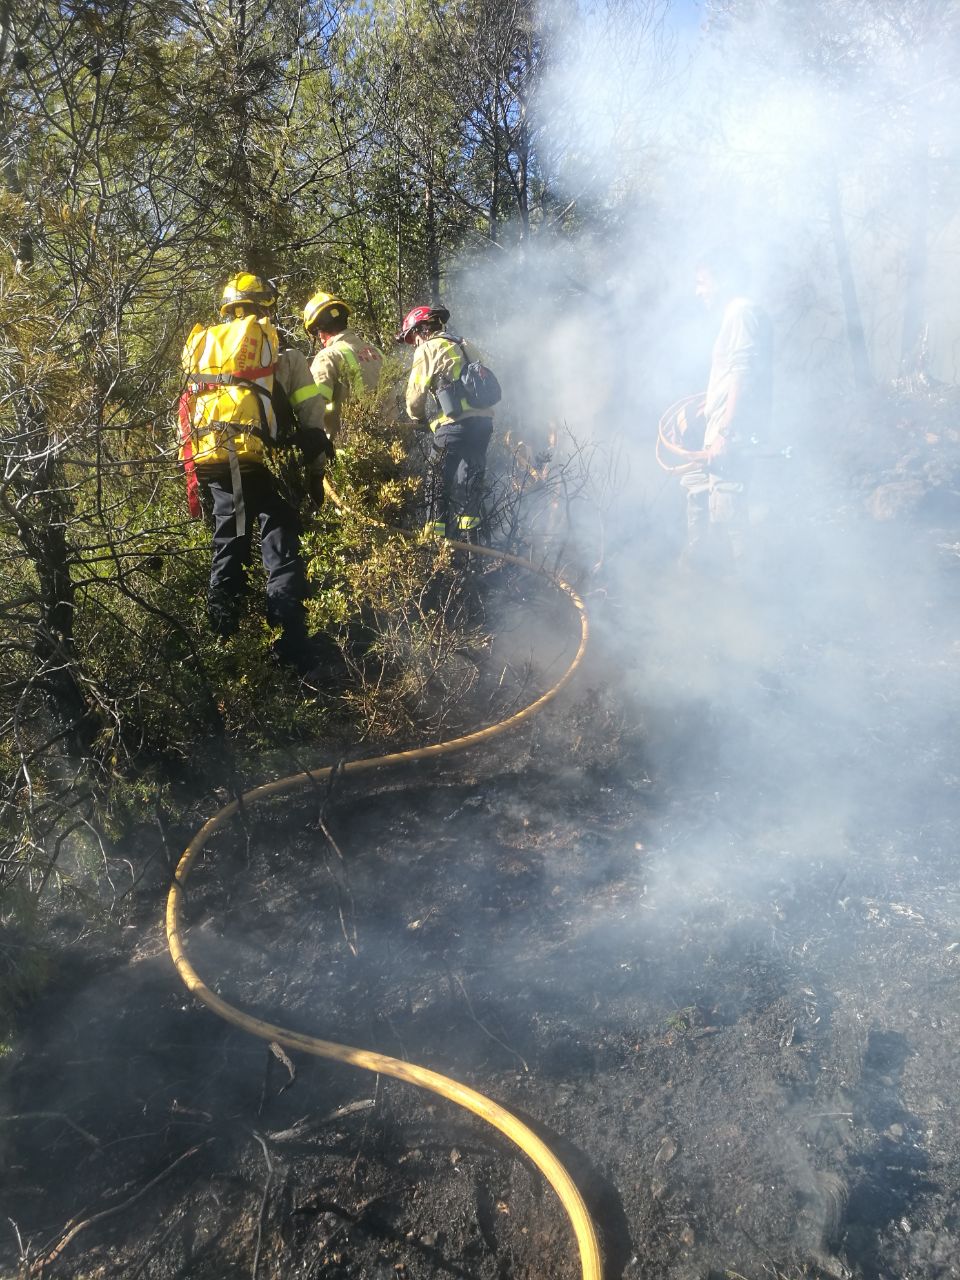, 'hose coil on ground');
166,500,603,1279
656,391,708,474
